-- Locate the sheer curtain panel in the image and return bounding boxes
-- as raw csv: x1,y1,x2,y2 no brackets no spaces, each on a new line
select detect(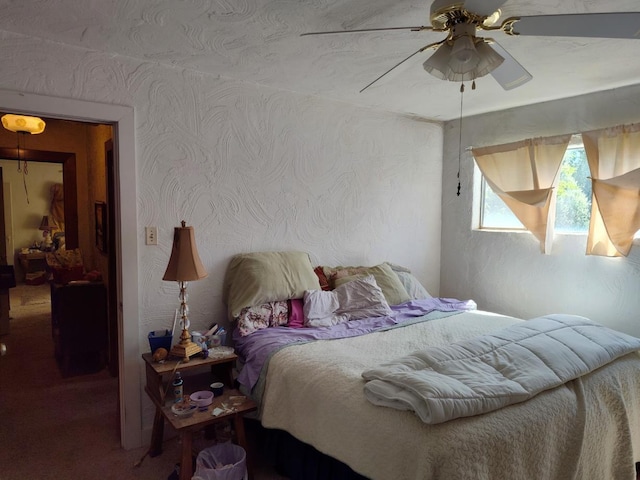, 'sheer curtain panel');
582,123,640,257
473,135,571,253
